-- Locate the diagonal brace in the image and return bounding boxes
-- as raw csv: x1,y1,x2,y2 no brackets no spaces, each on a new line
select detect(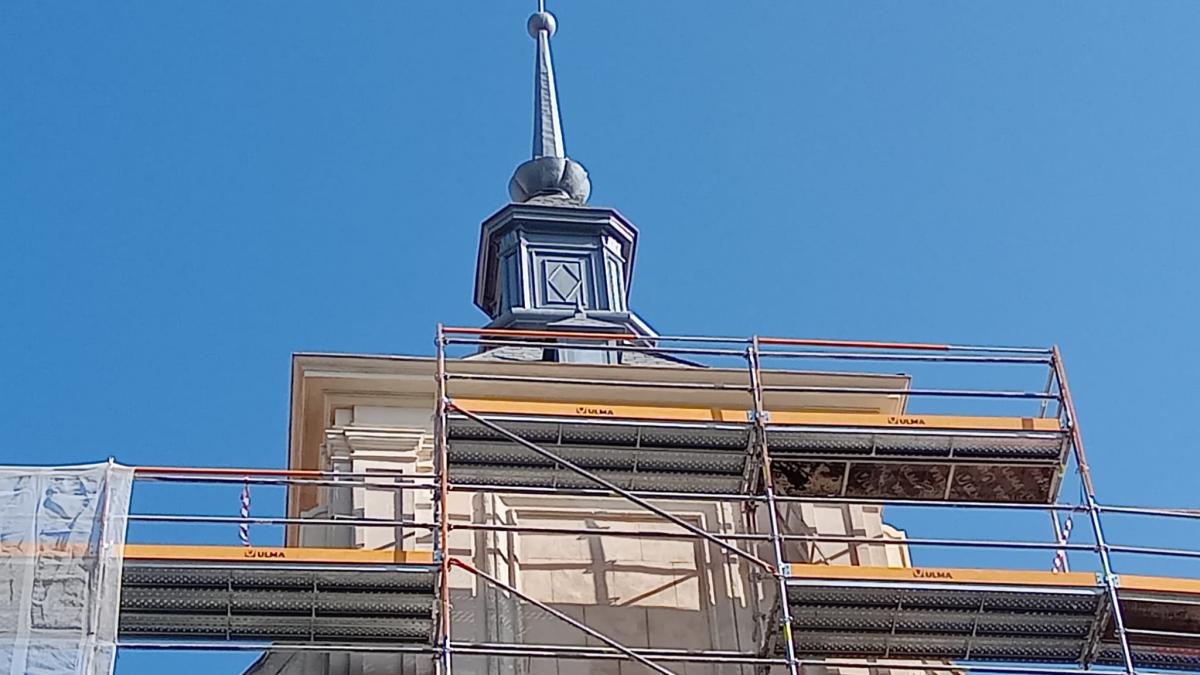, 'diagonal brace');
449,558,683,675
447,402,775,572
